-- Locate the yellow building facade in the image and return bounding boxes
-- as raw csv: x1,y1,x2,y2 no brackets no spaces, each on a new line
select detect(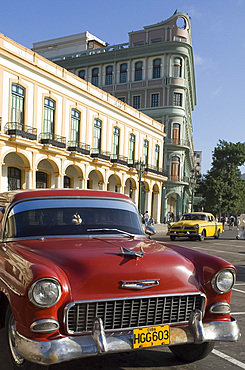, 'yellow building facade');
0,33,167,222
